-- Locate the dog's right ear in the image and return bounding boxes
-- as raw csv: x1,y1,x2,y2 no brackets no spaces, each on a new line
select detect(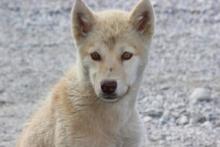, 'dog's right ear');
72,0,95,41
